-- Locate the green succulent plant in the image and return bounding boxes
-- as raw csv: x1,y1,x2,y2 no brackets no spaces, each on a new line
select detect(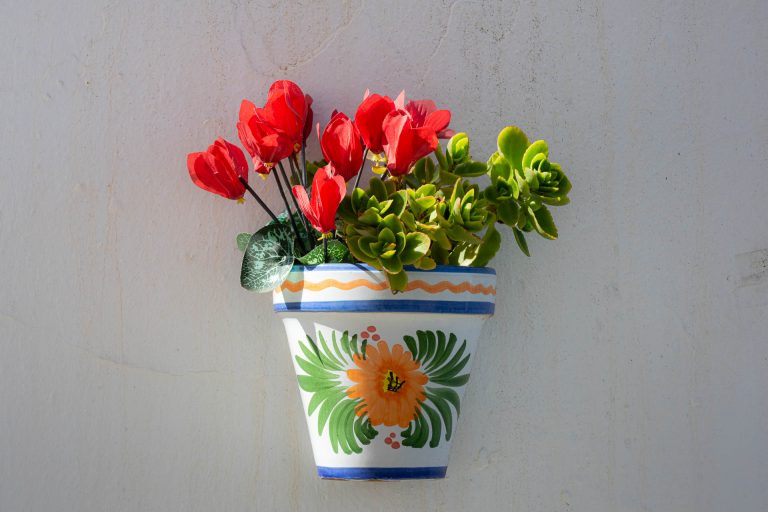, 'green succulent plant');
345,213,431,291
481,126,572,255
335,126,571,290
